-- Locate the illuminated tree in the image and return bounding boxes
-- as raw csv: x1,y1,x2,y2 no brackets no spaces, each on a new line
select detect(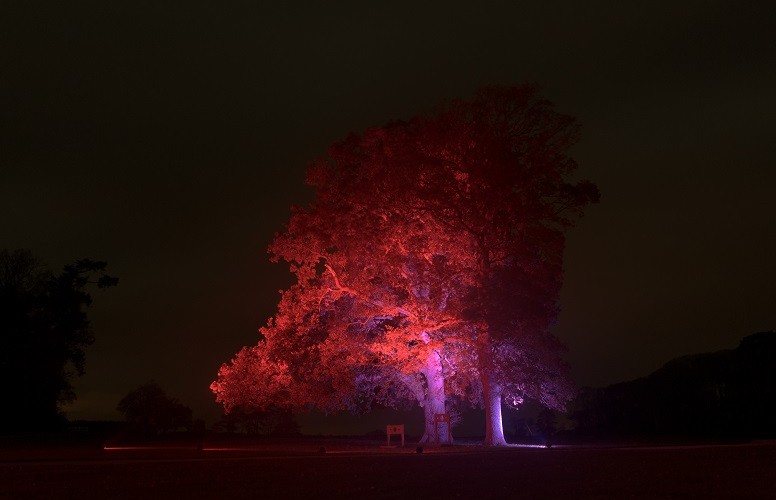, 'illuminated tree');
369,85,597,444
265,180,471,443
212,85,597,445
